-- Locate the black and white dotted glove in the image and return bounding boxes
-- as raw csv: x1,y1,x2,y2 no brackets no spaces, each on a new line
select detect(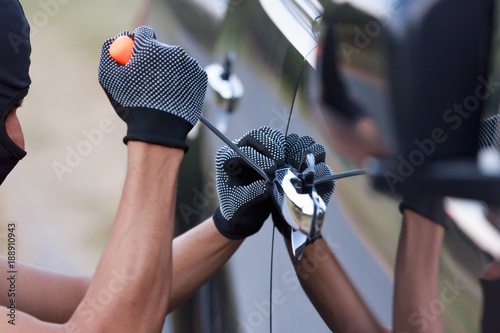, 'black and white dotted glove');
285,134,336,205
272,134,336,237
213,127,285,240
98,26,207,152
397,116,500,229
